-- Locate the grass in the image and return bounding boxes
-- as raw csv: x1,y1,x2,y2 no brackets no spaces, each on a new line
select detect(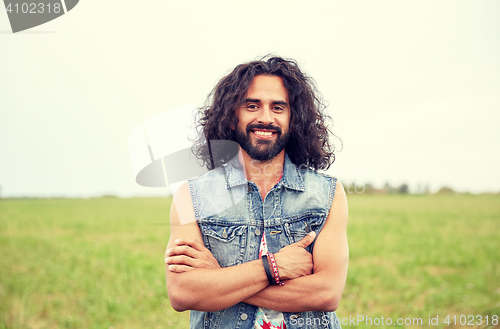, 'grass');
0,194,499,328
340,194,500,328
0,198,189,329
